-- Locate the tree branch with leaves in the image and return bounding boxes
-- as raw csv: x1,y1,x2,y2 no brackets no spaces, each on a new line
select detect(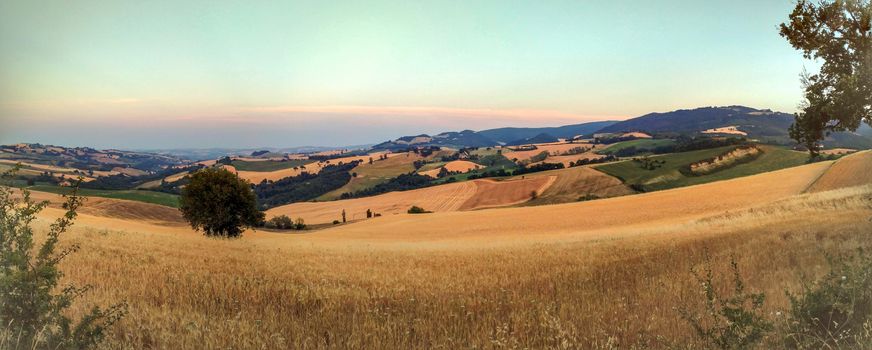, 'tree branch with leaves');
780,0,872,156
